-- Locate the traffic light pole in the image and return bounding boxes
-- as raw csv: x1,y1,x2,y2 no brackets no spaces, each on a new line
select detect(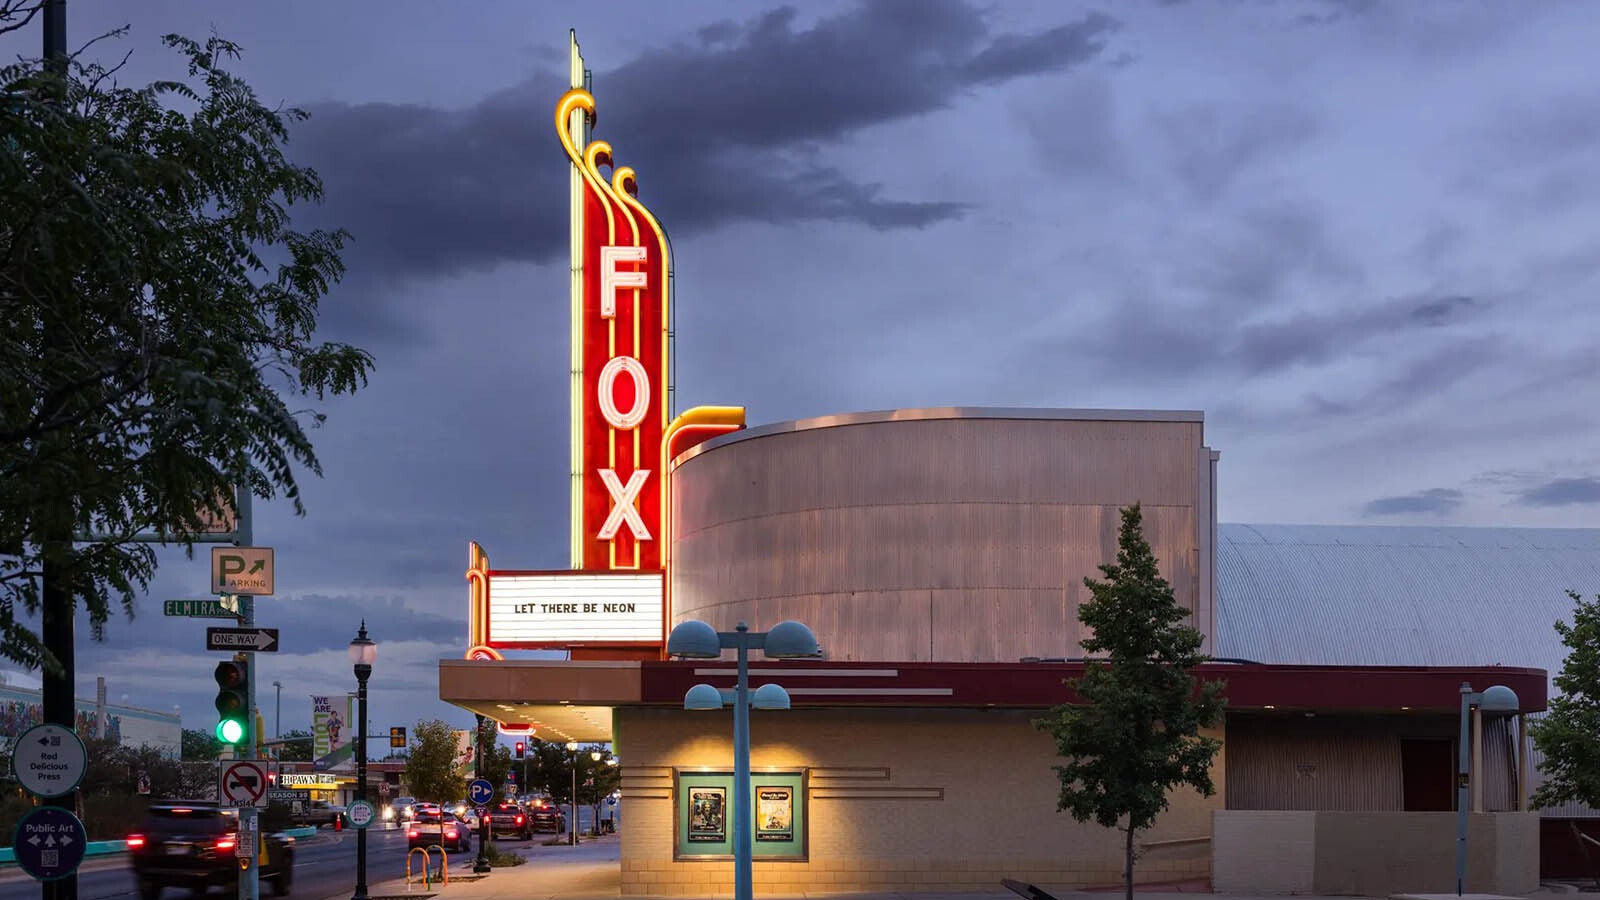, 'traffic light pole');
236,489,259,900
